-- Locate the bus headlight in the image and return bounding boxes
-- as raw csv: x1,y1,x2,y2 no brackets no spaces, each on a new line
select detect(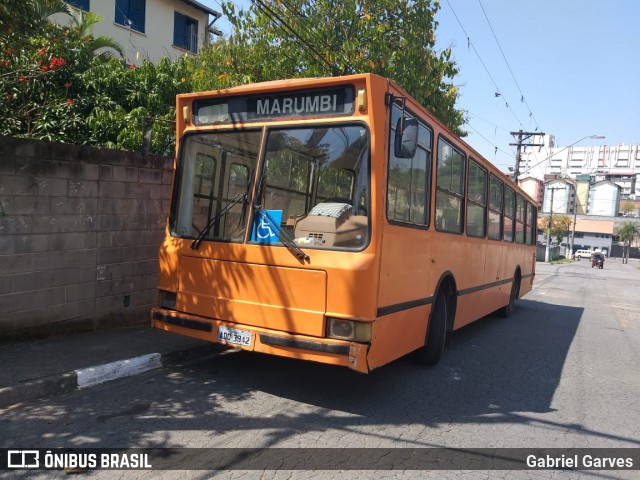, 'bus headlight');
327,318,371,342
